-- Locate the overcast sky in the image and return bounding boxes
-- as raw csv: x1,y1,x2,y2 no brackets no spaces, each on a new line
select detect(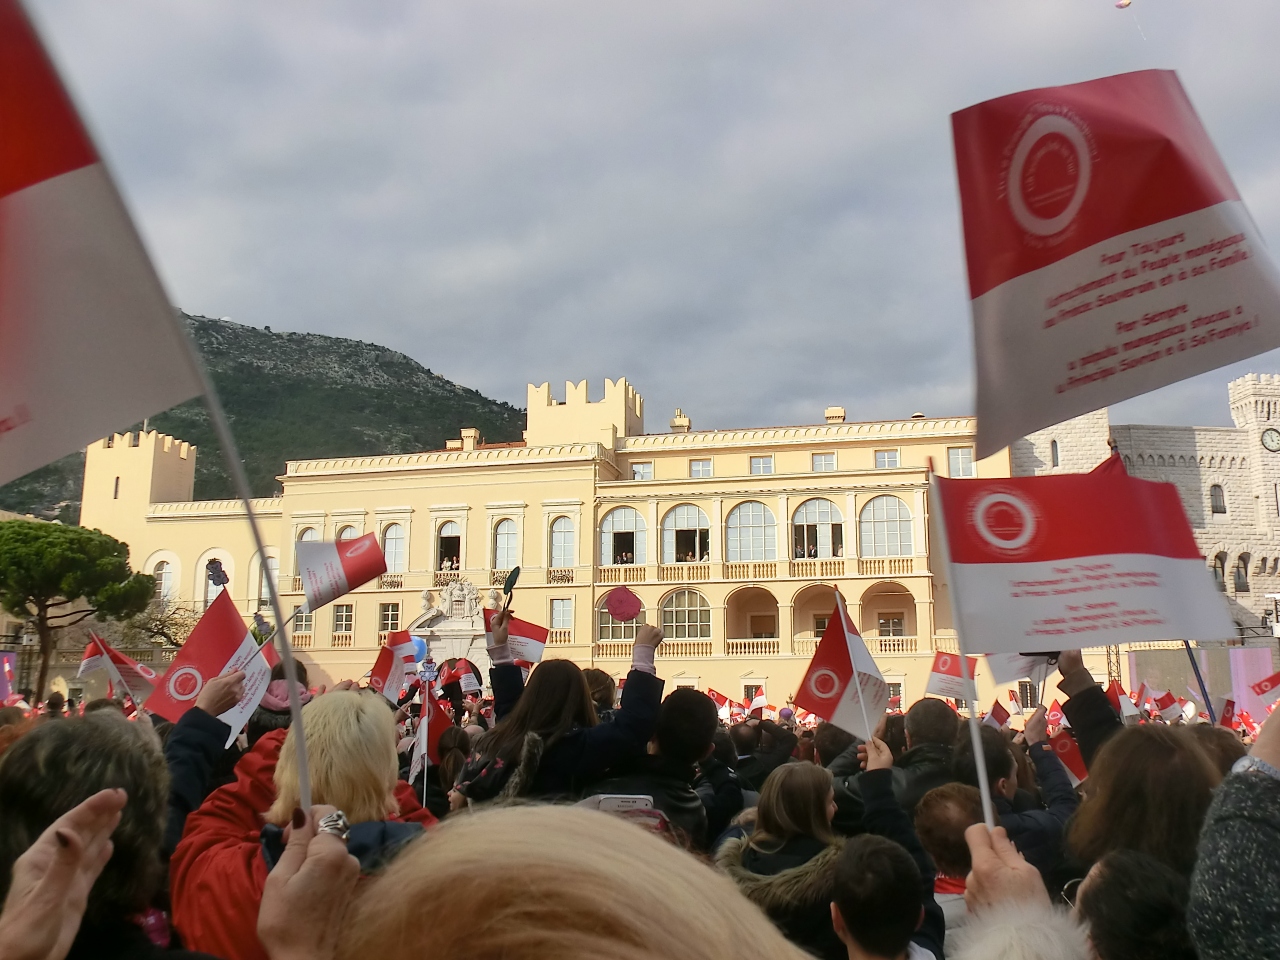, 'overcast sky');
28,0,1280,435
